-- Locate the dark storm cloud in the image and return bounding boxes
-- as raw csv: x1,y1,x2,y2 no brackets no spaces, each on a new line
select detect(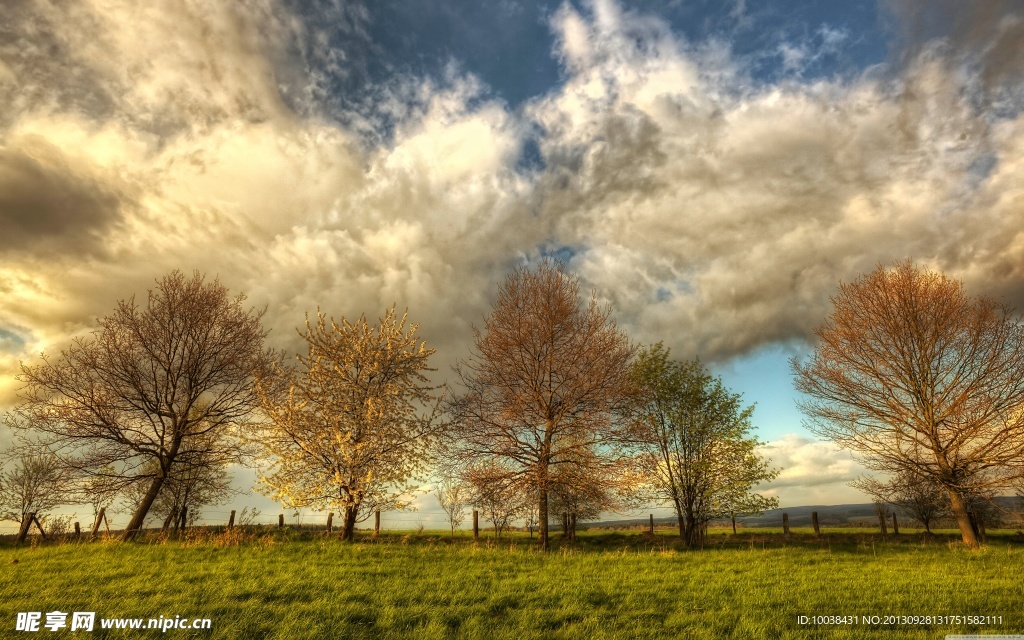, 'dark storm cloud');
0,145,124,254
885,0,1024,92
